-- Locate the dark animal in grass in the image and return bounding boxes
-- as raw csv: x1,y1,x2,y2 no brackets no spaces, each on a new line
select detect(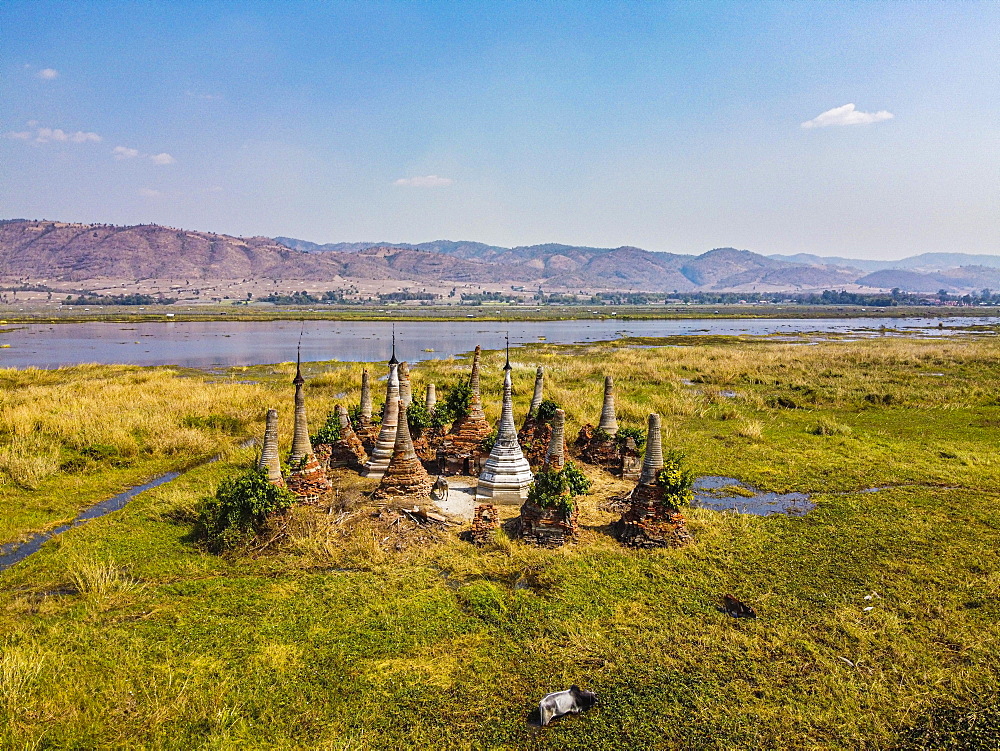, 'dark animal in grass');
536,685,598,727
723,593,757,618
